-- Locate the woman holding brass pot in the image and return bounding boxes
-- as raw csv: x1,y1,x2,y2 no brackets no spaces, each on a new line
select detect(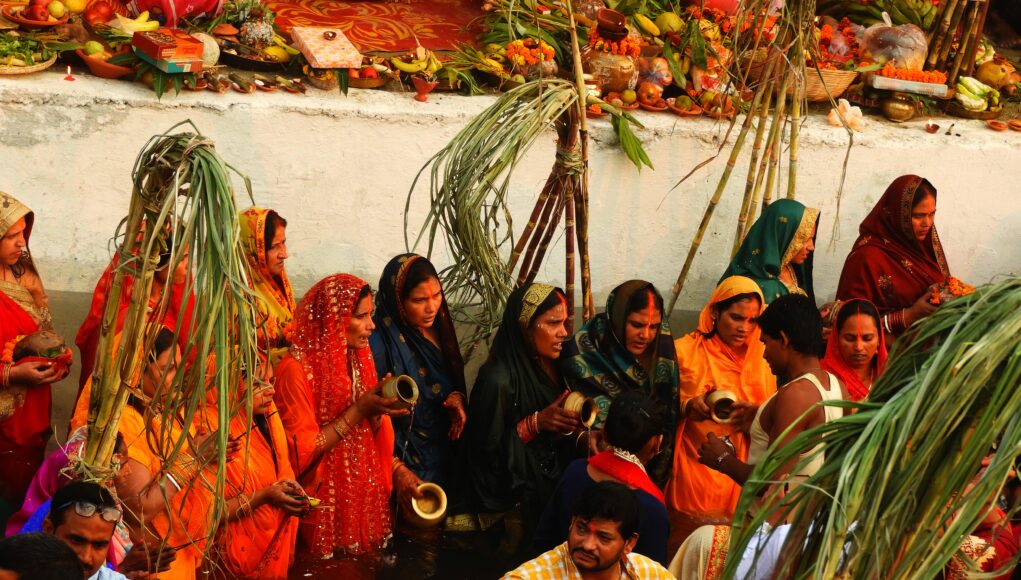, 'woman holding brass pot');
273,274,424,559
664,276,776,552
370,254,467,490
560,280,680,486
453,283,582,559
